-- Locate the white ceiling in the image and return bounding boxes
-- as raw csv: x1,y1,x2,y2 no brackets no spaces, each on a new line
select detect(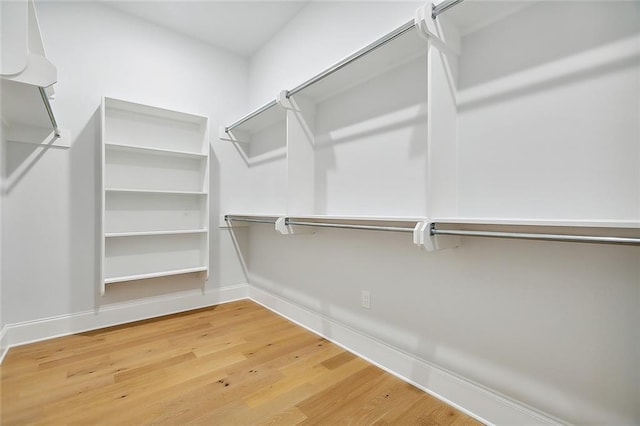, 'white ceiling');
105,1,309,57
103,1,538,58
